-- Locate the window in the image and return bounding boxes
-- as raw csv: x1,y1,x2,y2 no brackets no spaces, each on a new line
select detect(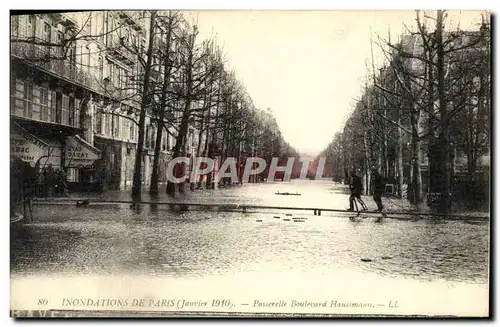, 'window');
113,116,119,137
69,97,75,126
49,91,56,123
55,92,62,124
62,94,69,125
137,64,145,93
13,79,25,117
10,78,15,114
40,21,51,57
97,56,103,80
67,45,76,68
105,114,111,136
95,110,103,134
132,33,137,50
85,46,91,74
74,98,80,128
32,85,41,120
66,168,76,182
77,46,83,66
107,60,114,83
130,122,134,141
11,16,19,36
188,130,194,147
86,12,92,35
150,127,155,149
42,22,50,41
56,31,64,58
121,119,128,140
90,12,97,35
27,15,34,37
24,82,33,119
169,132,174,151
117,66,122,89
98,12,105,43
140,37,146,52
145,126,150,148
40,87,50,122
